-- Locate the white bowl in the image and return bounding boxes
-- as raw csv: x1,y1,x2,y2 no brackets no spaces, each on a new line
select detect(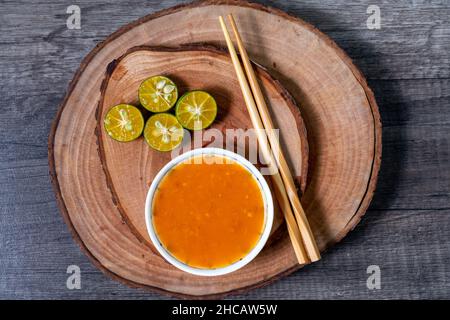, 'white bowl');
145,147,274,276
